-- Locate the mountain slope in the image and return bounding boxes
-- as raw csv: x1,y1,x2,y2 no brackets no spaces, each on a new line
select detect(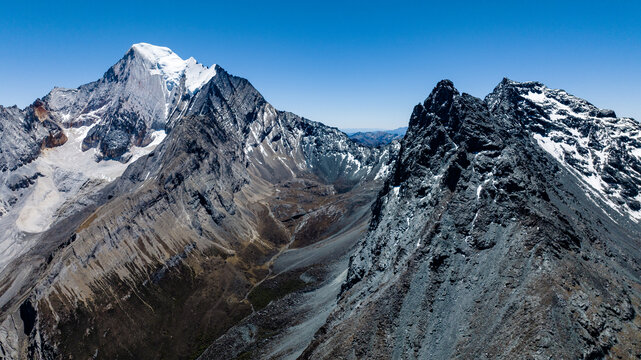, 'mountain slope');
0,100,69,270
302,80,641,359
0,45,394,360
